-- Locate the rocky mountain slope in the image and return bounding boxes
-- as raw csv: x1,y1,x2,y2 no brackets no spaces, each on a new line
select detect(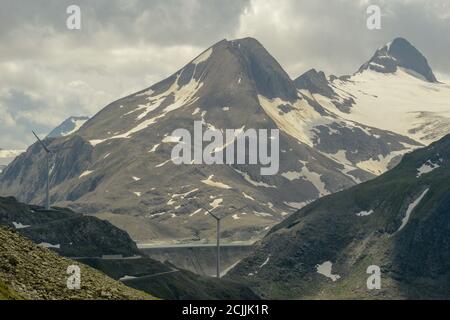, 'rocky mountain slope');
229,134,450,299
0,226,152,300
358,37,437,82
0,38,423,244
